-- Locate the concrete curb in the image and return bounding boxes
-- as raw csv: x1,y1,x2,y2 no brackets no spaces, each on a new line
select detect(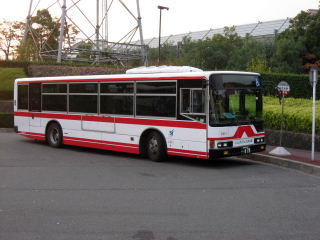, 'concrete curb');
0,128,14,133
241,153,320,176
